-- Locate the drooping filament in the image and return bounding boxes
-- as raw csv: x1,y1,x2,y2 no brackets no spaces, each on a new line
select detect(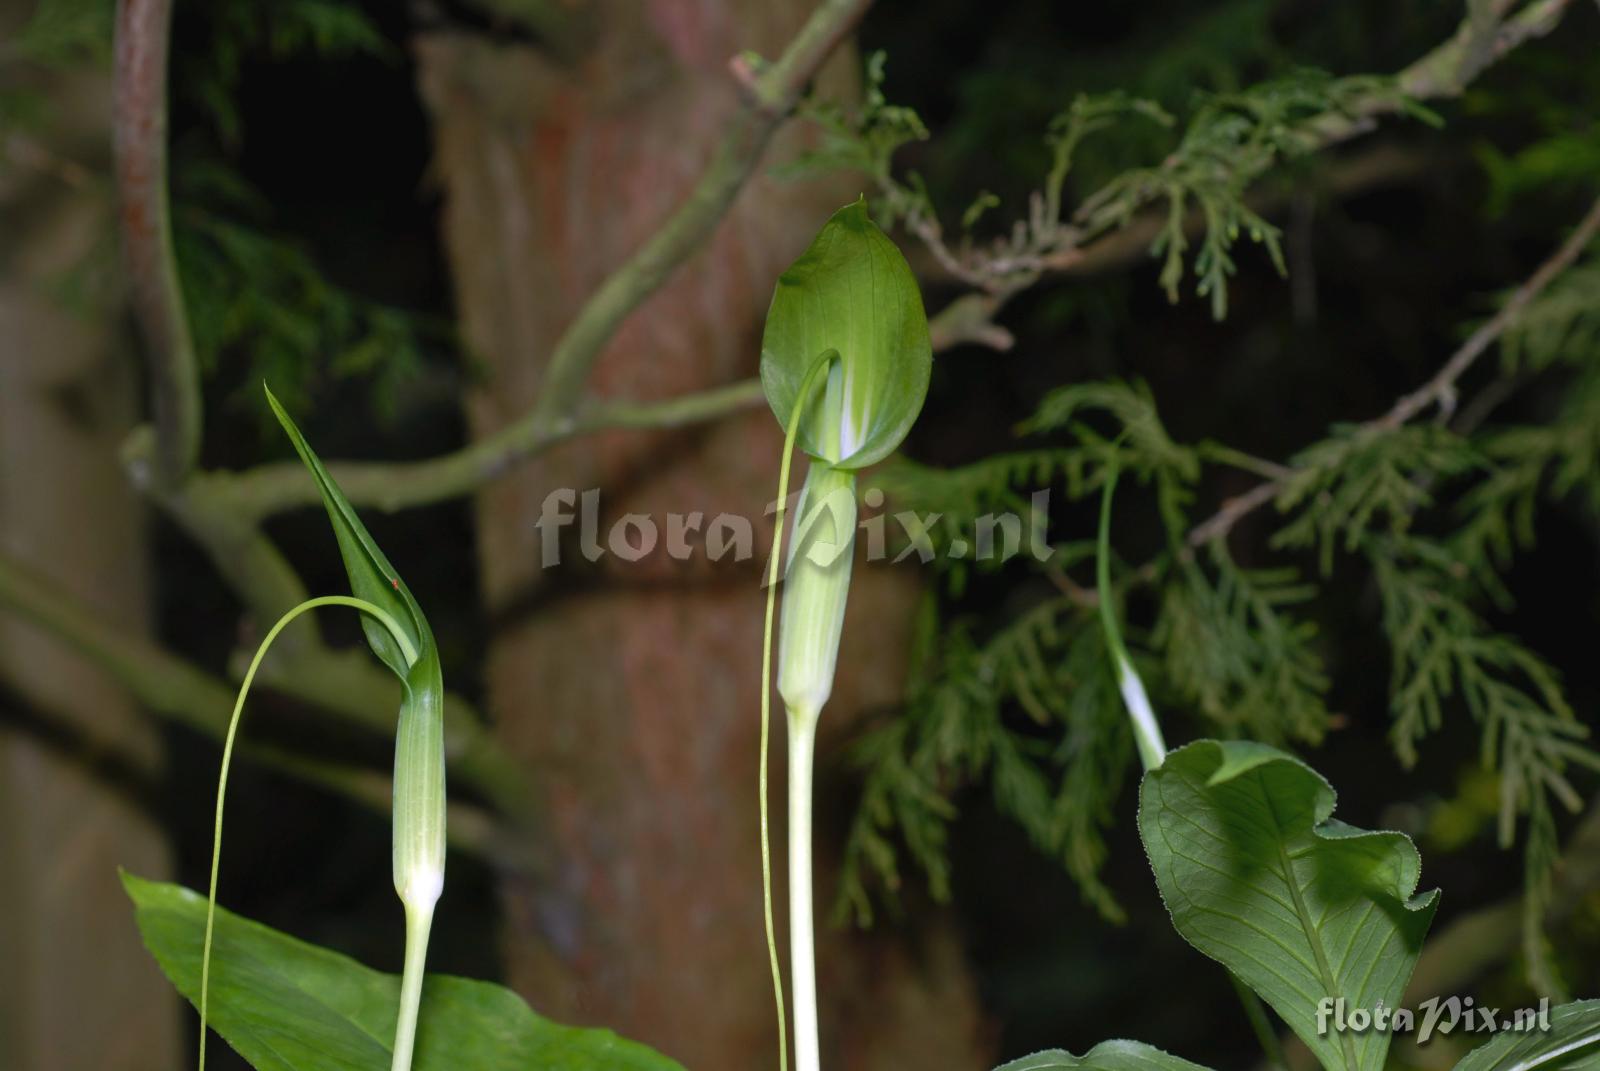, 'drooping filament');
198,595,420,1071
758,350,839,1071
